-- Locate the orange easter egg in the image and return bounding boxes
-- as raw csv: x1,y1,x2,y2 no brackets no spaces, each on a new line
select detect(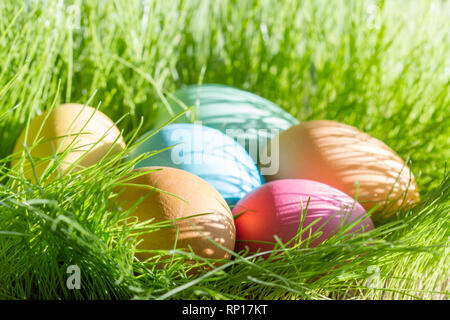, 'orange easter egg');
113,166,236,262
263,120,420,218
